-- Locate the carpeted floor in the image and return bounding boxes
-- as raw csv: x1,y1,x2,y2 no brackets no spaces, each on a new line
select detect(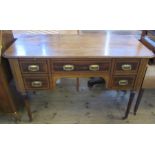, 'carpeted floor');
0,78,155,124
